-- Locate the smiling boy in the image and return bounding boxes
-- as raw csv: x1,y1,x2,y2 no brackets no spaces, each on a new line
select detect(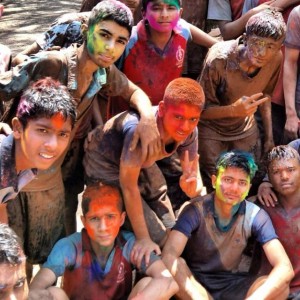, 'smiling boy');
0,77,76,223
29,184,178,300
162,150,294,299
84,77,205,266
